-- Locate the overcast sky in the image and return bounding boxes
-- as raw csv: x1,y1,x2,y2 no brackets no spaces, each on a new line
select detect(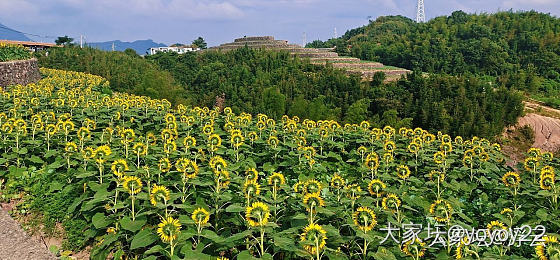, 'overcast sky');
1,0,559,47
